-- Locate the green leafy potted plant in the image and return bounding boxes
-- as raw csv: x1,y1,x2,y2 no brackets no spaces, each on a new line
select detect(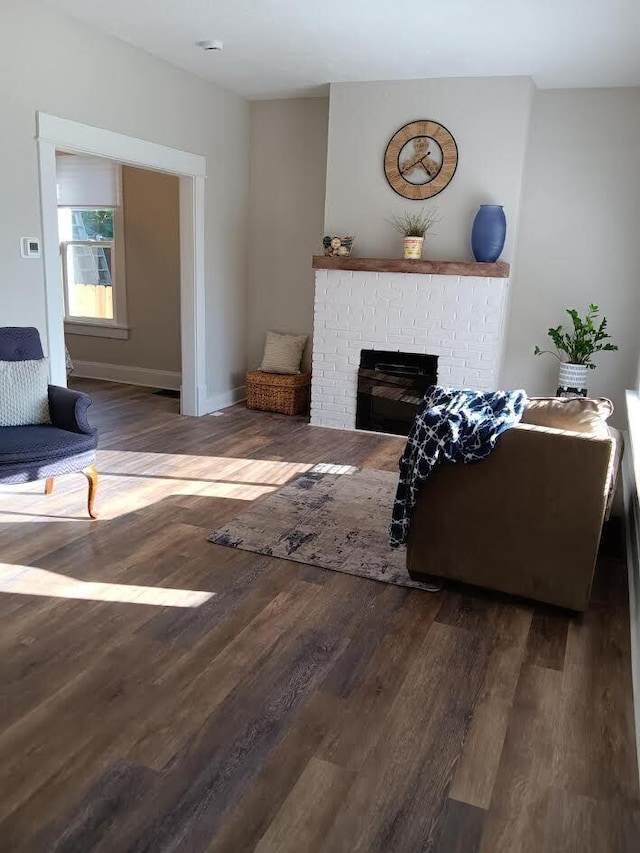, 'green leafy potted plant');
388,208,441,260
534,304,618,396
